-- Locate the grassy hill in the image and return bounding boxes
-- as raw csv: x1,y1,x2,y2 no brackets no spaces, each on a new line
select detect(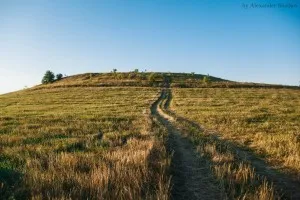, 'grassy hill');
32,72,299,91
1,71,299,199
32,72,226,89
